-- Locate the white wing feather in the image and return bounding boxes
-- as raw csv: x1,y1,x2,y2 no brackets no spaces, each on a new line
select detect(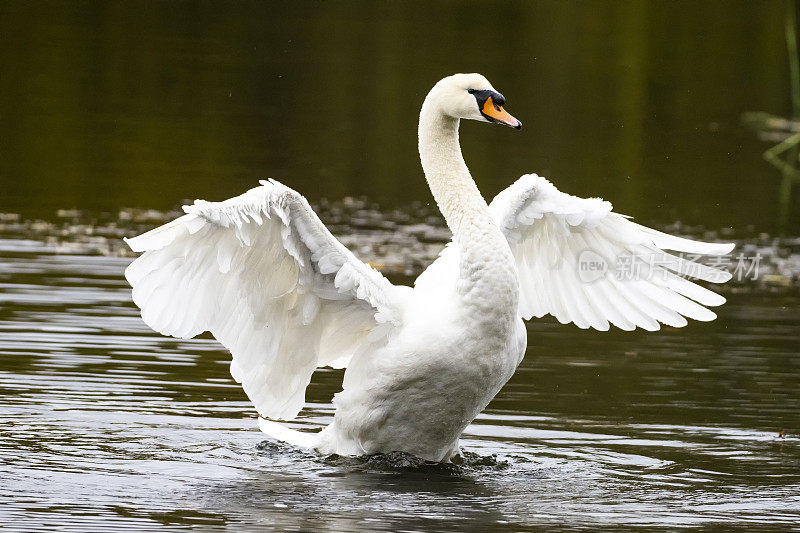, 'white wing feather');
124,180,404,420
489,174,734,331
